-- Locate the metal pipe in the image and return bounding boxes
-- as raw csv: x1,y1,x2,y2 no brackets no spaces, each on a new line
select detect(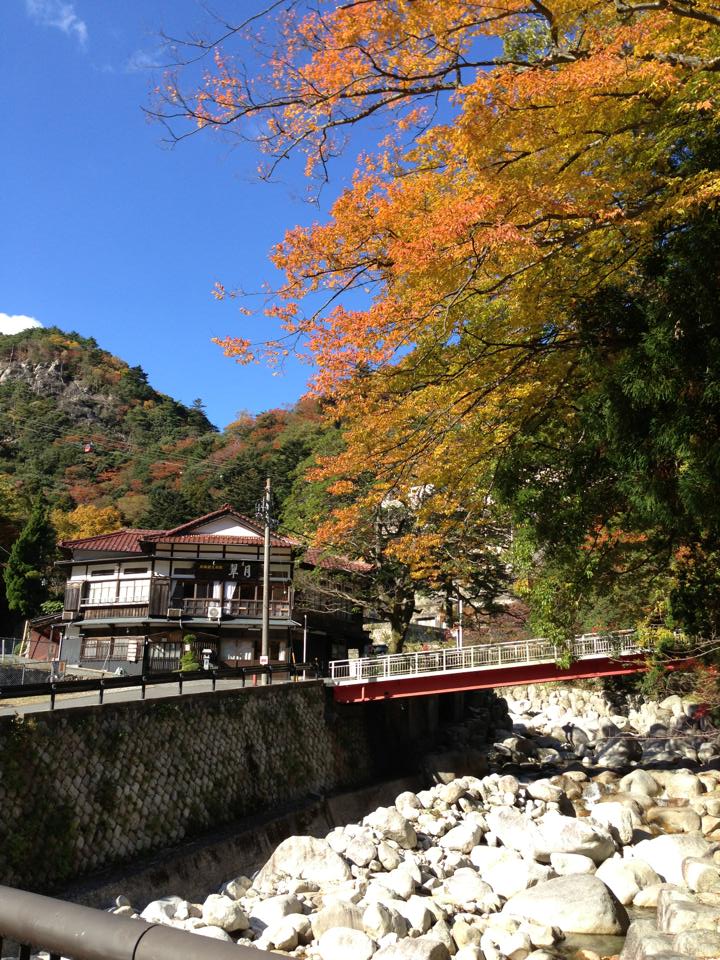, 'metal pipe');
0,884,269,960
